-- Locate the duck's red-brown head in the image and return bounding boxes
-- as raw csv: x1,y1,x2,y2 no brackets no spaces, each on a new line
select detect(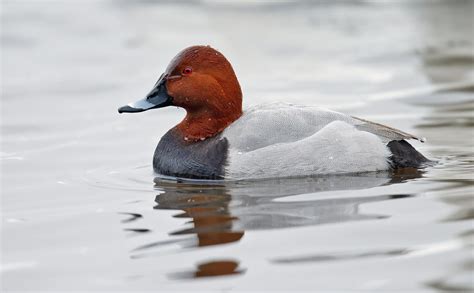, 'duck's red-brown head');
118,45,243,141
